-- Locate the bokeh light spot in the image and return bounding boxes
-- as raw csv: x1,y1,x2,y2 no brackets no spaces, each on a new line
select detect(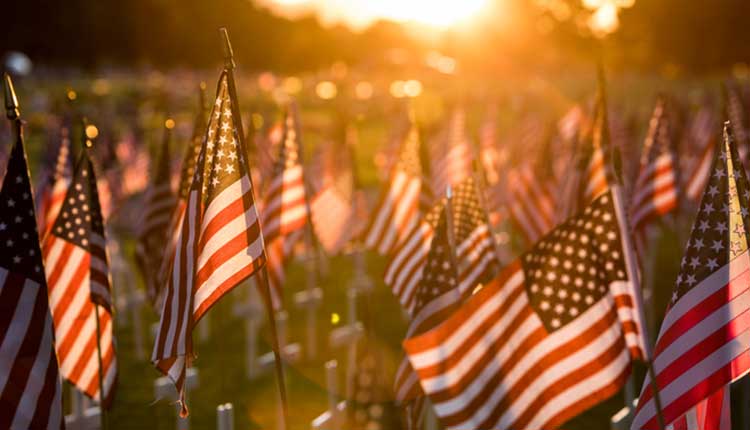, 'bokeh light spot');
331,313,340,325
316,81,338,99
